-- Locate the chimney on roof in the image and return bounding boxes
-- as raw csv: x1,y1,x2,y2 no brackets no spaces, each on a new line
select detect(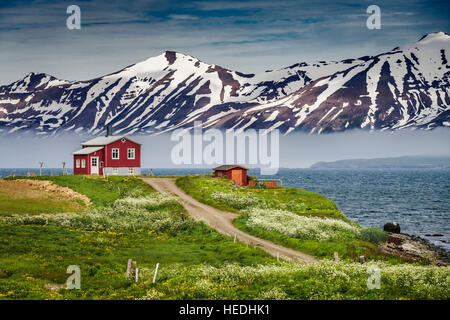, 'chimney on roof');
105,125,113,137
